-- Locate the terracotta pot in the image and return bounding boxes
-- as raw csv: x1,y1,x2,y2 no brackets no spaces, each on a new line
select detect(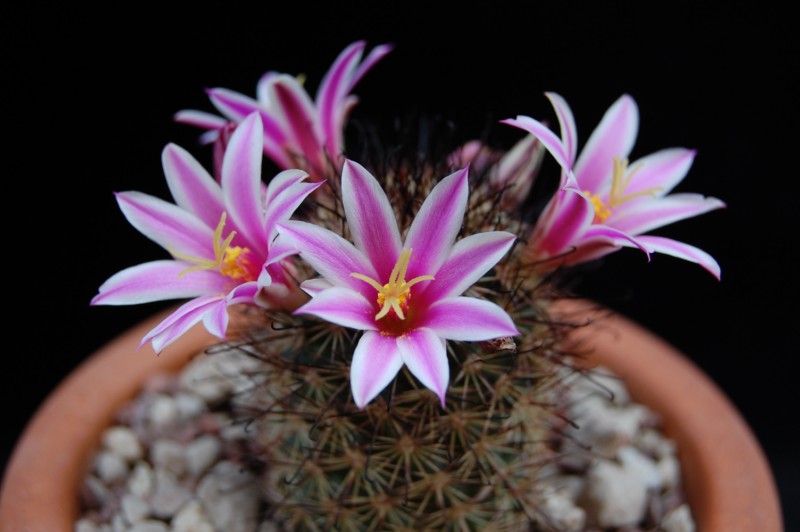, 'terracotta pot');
0,302,783,531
